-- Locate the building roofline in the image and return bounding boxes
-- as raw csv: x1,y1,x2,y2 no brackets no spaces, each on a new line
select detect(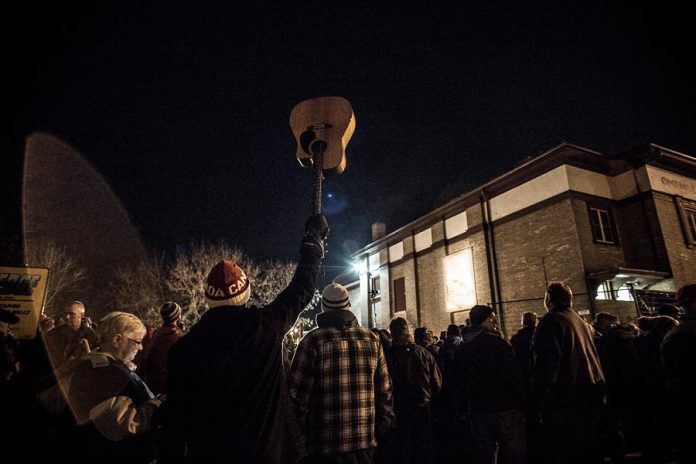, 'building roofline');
351,142,600,257
351,142,695,259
